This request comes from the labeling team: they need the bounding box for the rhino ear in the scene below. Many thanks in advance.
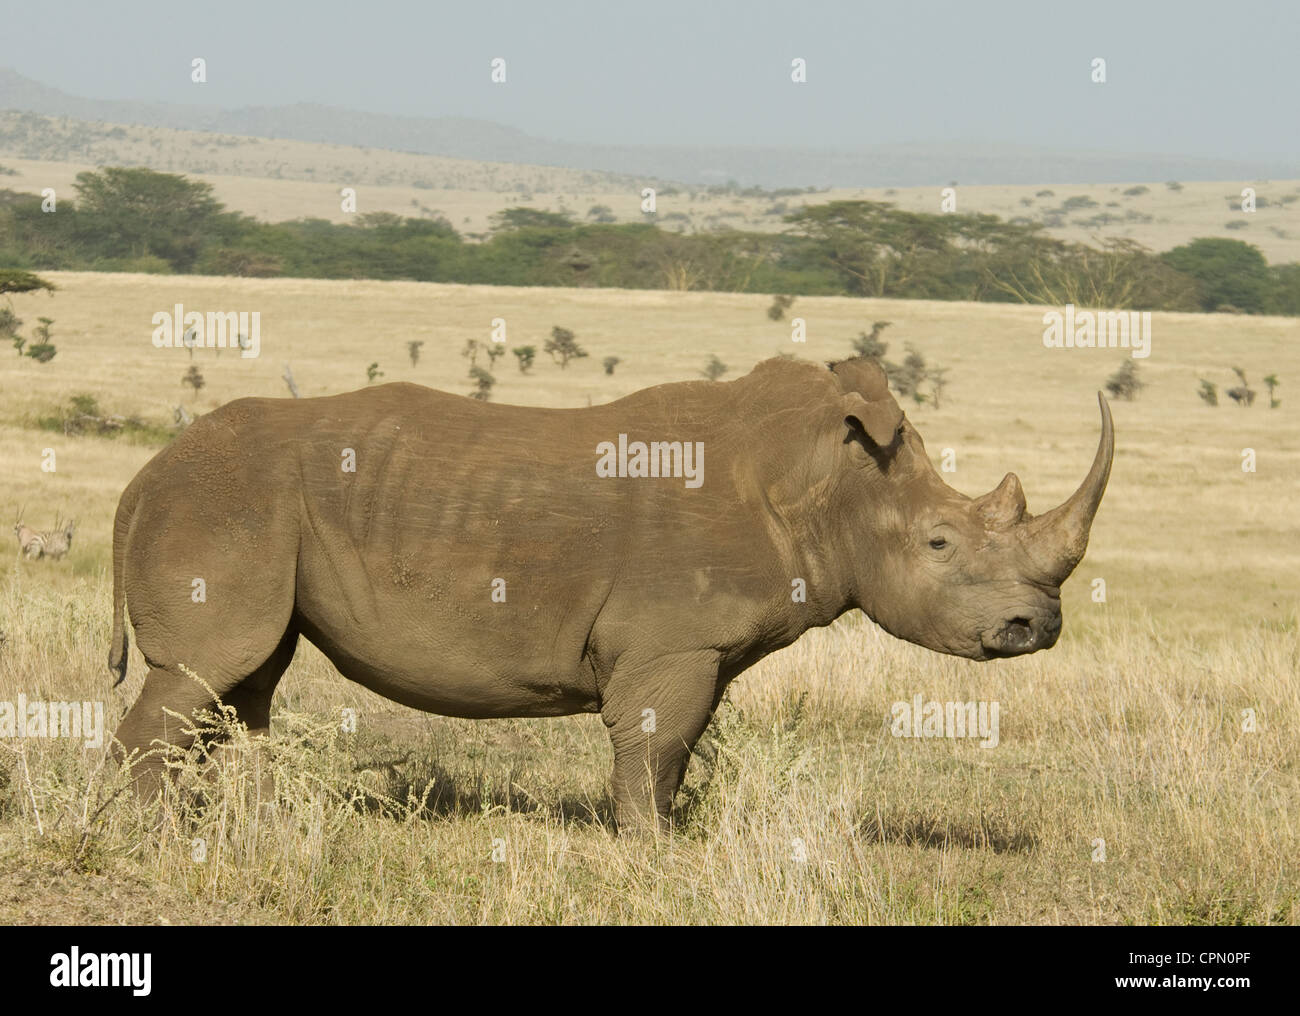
[842,391,903,449]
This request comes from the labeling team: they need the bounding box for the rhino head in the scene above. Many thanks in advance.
[826,358,1113,661]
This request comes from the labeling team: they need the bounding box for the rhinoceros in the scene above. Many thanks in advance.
[109,355,1112,830]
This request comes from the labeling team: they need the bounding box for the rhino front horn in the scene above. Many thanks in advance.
[1025,392,1114,583]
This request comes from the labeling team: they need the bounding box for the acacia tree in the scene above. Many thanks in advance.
[546,327,587,368]
[0,269,57,299]
[72,168,238,270]
[513,345,536,373]
[1,270,57,360]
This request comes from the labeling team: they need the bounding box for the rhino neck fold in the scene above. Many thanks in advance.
[758,472,862,636]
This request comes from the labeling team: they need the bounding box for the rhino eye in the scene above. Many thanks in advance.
[929,537,948,550]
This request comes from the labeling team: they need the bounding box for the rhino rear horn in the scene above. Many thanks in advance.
[976,472,1027,527]
[1025,393,1114,582]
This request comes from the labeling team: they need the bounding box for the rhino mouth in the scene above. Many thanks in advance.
[980,610,1062,658]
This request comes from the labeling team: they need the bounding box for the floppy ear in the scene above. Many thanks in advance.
[842,391,903,448]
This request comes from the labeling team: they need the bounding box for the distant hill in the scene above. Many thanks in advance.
[2,68,1294,189]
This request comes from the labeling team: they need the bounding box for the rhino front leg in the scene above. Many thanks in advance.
[600,649,721,836]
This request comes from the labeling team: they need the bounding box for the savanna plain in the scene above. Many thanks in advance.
[0,272,1296,924]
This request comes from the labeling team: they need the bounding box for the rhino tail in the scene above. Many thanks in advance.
[108,475,142,687]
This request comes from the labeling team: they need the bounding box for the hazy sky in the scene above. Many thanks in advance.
[3,0,1297,158]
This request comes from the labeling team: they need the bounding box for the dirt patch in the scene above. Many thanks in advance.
[0,832,278,925]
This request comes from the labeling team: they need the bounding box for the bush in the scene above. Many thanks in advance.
[182,364,205,397]
[1161,238,1272,313]
[0,269,56,296]
[37,394,173,442]
[1104,360,1145,401]
[468,365,496,401]
[1197,380,1219,407]
[1263,373,1281,409]
[545,327,587,369]
[851,321,891,360]
[767,294,795,321]
[512,346,536,373]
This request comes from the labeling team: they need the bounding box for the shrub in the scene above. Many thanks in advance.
[851,321,892,360]
[468,365,496,401]
[1263,373,1280,409]
[767,294,795,321]
[545,327,587,369]
[512,346,536,373]
[182,364,205,397]
[1104,360,1144,401]
[0,269,56,297]
[37,394,173,442]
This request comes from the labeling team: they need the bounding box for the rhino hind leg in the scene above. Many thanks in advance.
[200,628,299,804]
[112,627,299,804]
[111,663,228,802]
[600,649,721,835]
[217,627,299,739]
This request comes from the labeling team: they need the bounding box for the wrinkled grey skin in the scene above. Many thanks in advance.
[109,356,1112,832]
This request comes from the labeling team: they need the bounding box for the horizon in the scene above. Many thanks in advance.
[1,0,1297,167]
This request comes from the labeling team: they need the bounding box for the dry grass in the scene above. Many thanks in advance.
[0,272,1296,924]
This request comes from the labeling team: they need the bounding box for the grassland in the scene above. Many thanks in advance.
[0,272,1296,924]
[3,114,1299,259]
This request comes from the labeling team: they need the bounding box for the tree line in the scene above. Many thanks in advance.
[1,167,1298,315]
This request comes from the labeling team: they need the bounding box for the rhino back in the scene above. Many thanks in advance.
[126,375,811,714]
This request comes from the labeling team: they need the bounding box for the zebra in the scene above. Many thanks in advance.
[42,518,75,560]
[12,513,75,561]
